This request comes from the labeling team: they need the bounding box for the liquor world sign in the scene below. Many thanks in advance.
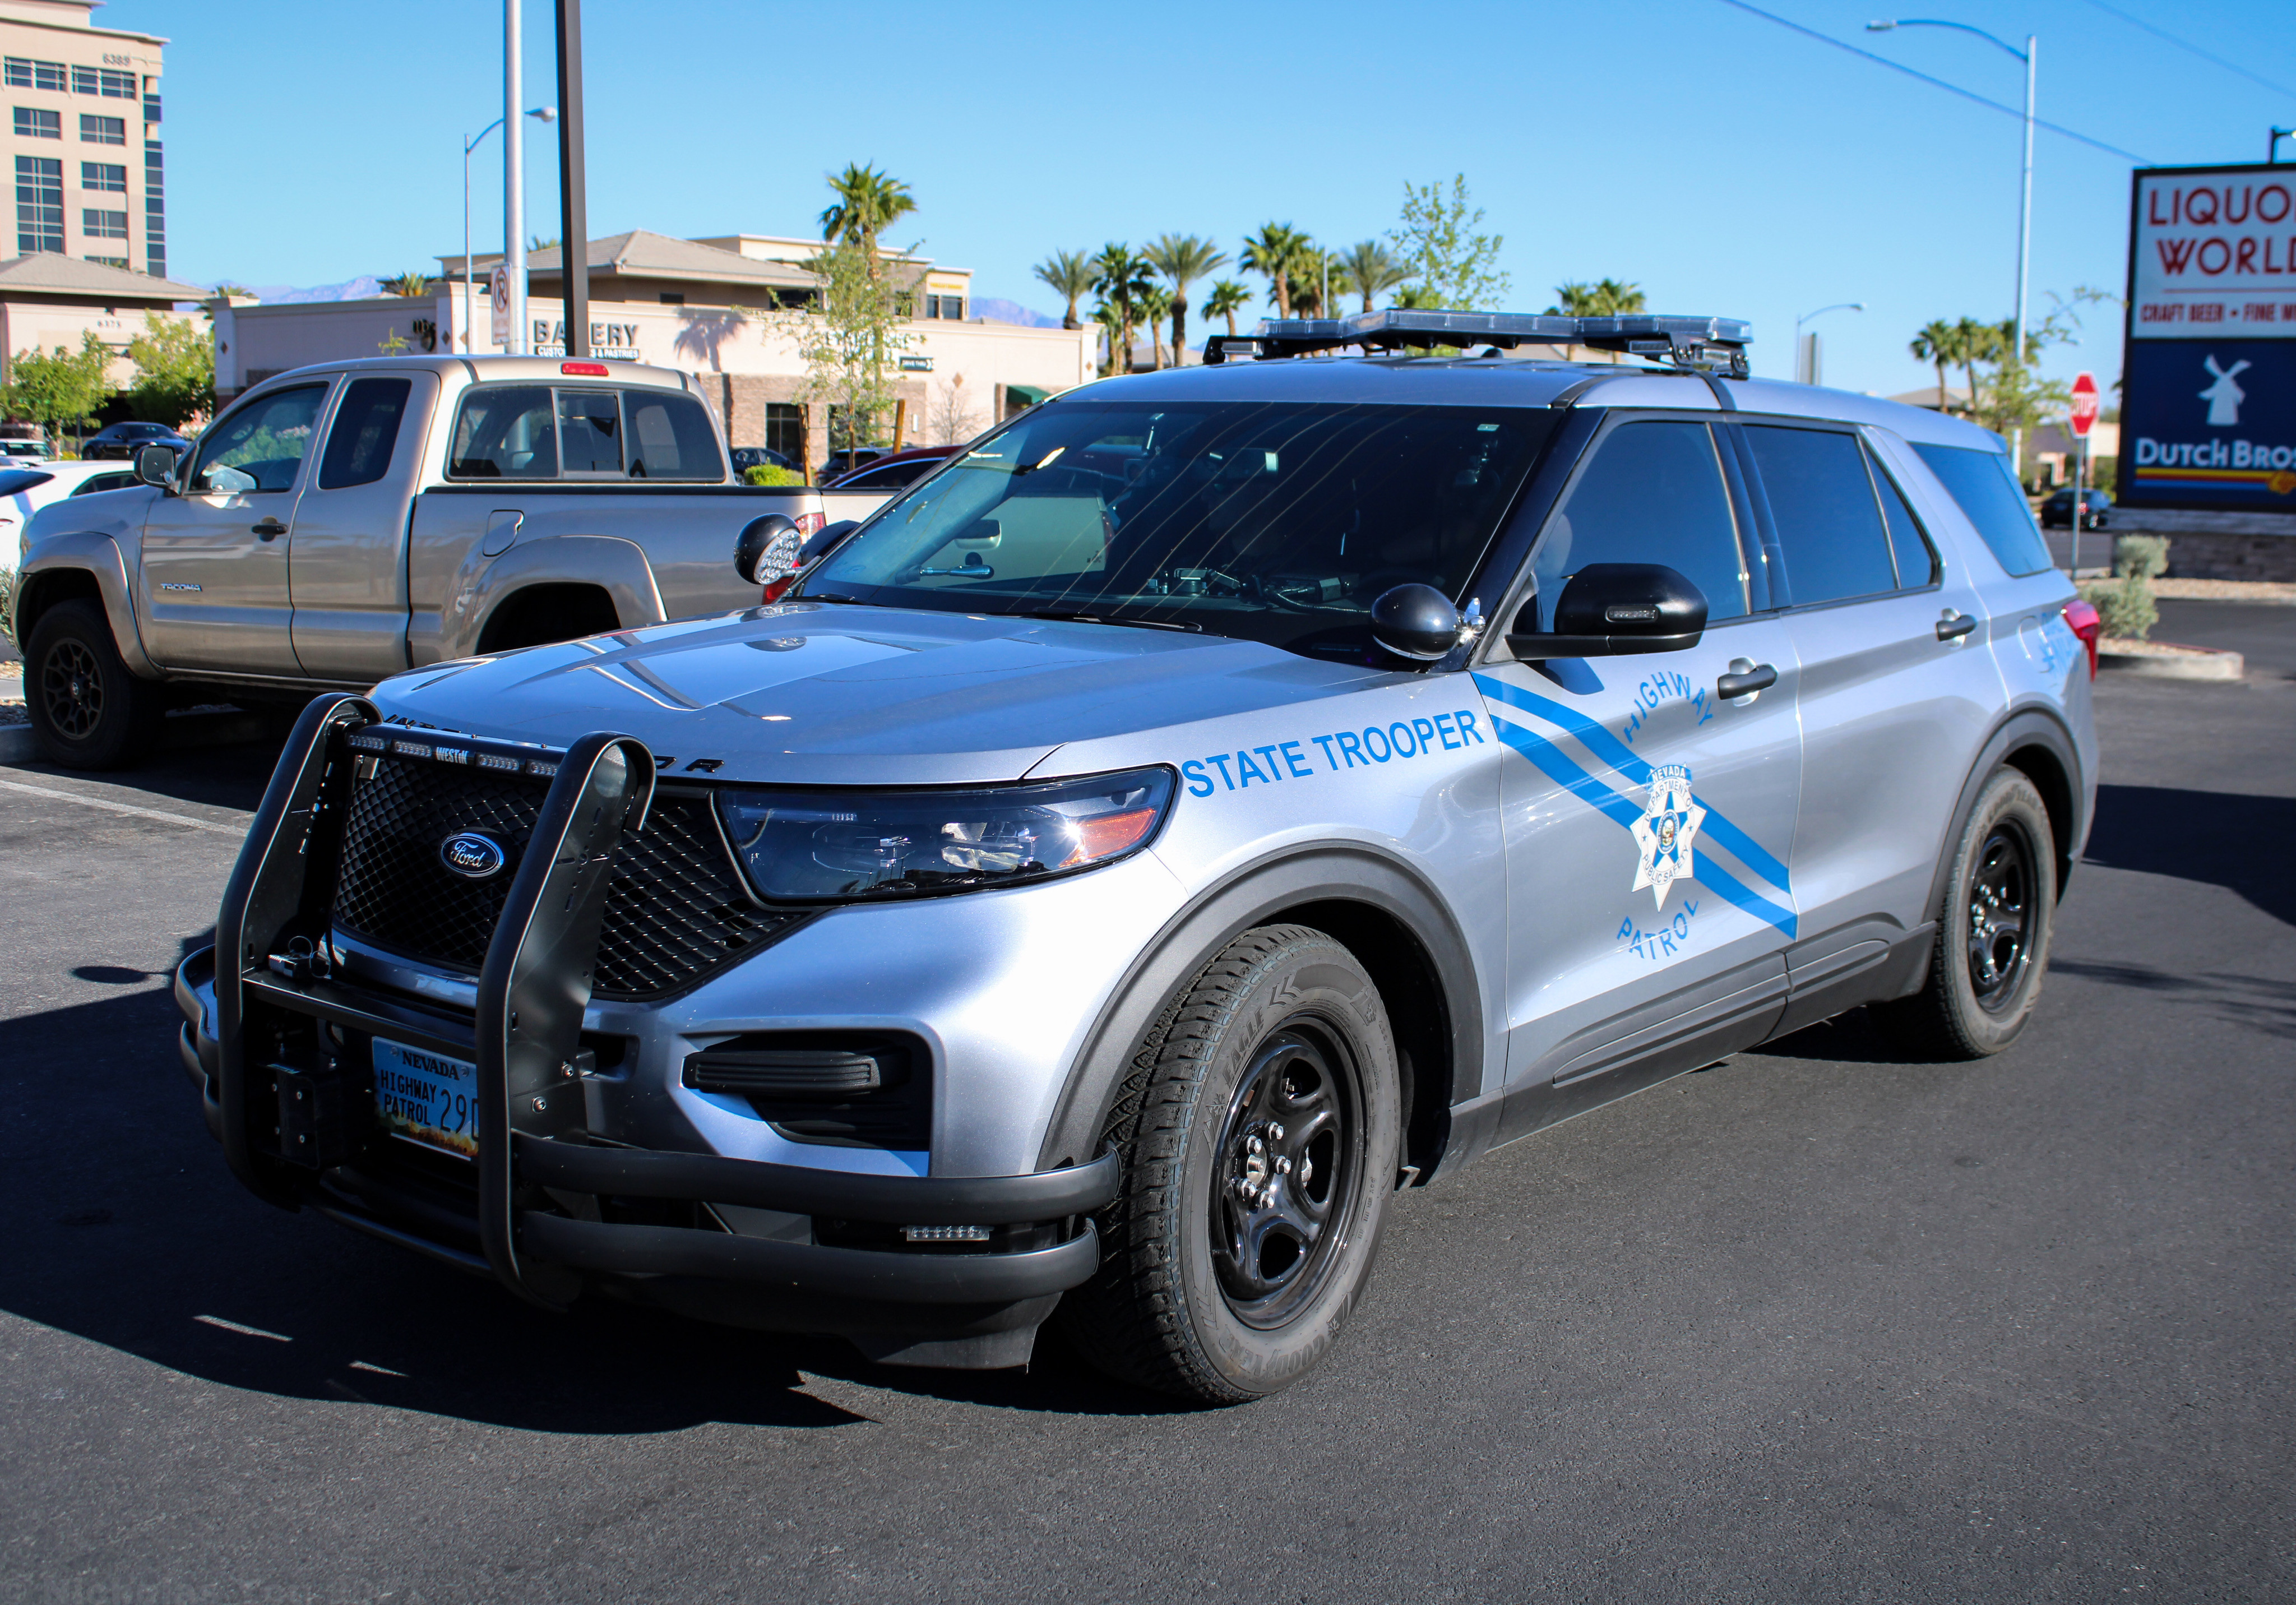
[2123,161,2296,510]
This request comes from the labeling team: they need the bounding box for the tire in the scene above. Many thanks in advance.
[23,598,164,770]
[1060,924,1401,1404]
[1876,767,2057,1060]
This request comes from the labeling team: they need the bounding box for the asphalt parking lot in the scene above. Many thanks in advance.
[2,599,2289,1603]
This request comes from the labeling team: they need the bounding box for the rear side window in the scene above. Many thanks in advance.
[1530,420,1749,627]
[1866,449,1939,589]
[624,390,723,480]
[449,386,558,479]
[1911,443,2051,576]
[1743,425,1896,607]
[318,377,412,490]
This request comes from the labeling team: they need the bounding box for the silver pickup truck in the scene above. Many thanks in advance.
[5,354,891,769]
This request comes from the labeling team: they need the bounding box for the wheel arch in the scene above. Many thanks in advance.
[14,536,158,677]
[475,581,625,655]
[1928,707,2087,929]
[1036,845,1487,1188]
[446,534,665,659]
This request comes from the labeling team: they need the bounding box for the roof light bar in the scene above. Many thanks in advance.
[1203,309,1752,377]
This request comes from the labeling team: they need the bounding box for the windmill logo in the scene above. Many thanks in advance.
[2200,355,2249,427]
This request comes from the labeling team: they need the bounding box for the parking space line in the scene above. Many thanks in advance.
[0,776,247,836]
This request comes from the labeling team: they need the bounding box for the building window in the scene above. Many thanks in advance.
[71,66,137,99]
[923,294,966,320]
[81,160,125,192]
[16,155,62,253]
[659,290,683,305]
[142,138,163,279]
[82,207,126,239]
[84,255,126,268]
[765,401,804,463]
[142,94,159,123]
[13,106,59,138]
[80,113,123,145]
[6,58,66,91]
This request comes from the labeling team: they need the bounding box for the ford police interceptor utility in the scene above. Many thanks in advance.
[175,310,2100,1404]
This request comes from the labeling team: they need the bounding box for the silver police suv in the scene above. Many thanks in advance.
[176,311,2100,1404]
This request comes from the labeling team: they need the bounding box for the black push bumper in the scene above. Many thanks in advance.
[182,696,1113,1361]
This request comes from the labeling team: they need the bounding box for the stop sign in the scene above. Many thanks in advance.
[2070,371,2100,437]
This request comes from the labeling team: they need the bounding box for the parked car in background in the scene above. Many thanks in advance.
[1,440,51,462]
[822,445,957,491]
[81,420,193,461]
[2040,488,2110,530]
[69,468,141,496]
[819,445,892,481]
[730,445,799,477]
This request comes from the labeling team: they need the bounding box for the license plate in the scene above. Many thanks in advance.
[372,1039,479,1159]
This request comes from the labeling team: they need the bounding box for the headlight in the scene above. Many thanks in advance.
[715,767,1175,903]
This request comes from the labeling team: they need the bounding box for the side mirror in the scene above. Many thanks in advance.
[1505,563,1707,660]
[1370,583,1466,663]
[133,442,177,489]
[734,513,802,586]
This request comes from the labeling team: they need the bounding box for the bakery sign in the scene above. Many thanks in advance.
[2129,162,2296,340]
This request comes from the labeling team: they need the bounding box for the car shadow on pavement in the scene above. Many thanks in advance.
[2084,782,2294,928]
[2048,960,2296,1042]
[0,951,1191,1430]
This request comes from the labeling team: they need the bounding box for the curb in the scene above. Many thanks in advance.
[2097,644,2245,682]
[0,707,271,769]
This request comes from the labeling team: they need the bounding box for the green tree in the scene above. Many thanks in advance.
[1091,243,1152,375]
[765,237,916,475]
[1287,243,1340,319]
[1144,233,1228,366]
[1137,282,1174,369]
[1201,280,1250,339]
[819,163,916,265]
[379,271,432,297]
[1909,318,1960,411]
[1340,240,1407,313]
[1240,222,1308,319]
[1033,248,1094,331]
[1546,277,1643,316]
[1387,175,1510,312]
[123,312,213,425]
[3,331,113,448]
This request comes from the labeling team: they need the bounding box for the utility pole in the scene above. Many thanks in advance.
[556,0,589,359]
[504,0,526,354]
[2013,33,2035,487]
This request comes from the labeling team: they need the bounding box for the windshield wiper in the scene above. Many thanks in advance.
[1013,608,1203,634]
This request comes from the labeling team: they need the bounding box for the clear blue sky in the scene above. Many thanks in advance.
[114,0,2294,397]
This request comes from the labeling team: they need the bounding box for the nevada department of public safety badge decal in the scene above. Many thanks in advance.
[1631,763,1706,910]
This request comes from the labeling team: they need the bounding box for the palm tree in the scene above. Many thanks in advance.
[1091,243,1153,374]
[379,271,431,298]
[1241,222,1308,319]
[1910,319,1958,411]
[1137,283,1174,369]
[1201,279,1250,339]
[1033,249,1093,331]
[819,162,916,271]
[1288,244,1339,319]
[1593,277,1645,314]
[1143,233,1228,367]
[1547,281,1600,316]
[1340,240,1407,313]
[1951,316,1997,416]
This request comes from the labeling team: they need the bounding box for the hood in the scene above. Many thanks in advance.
[371,602,1391,785]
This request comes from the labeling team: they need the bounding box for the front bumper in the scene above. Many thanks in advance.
[182,697,1115,1364]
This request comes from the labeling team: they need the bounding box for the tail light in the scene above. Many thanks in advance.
[2063,598,2101,678]
[794,512,826,536]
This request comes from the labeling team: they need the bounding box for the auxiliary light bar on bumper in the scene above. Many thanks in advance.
[178,694,1115,1343]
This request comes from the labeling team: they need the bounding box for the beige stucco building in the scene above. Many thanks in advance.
[0,249,201,386]
[0,0,165,279]
[212,230,1094,471]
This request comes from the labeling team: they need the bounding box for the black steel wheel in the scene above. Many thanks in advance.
[1877,766,2057,1059]
[23,598,164,770]
[1061,924,1401,1404]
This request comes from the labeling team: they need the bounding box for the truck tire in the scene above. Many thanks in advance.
[1061,924,1400,1404]
[24,598,164,770]
[1876,766,2057,1060]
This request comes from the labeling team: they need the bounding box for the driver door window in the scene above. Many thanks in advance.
[189,385,327,494]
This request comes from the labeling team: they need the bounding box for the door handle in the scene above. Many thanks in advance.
[1716,662,1776,699]
[252,517,287,540]
[1936,609,1978,641]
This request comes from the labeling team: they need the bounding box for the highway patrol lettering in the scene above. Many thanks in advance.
[1181,709,1486,797]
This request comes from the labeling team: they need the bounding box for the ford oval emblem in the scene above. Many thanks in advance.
[438,831,507,880]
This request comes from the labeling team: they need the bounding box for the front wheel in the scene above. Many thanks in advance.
[1061,925,1400,1404]
[24,598,164,770]
[1876,766,2057,1059]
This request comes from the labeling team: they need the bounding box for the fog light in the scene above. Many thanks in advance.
[902,1224,990,1243]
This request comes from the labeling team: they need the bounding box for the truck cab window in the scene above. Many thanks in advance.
[189,384,326,493]
[559,390,623,475]
[448,386,558,479]
[624,390,722,480]
[318,377,412,491]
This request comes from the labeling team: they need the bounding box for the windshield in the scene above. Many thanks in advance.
[799,400,1556,656]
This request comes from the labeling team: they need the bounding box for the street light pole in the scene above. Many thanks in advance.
[1793,301,1864,386]
[463,107,553,354]
[1869,18,2035,475]
[506,0,526,355]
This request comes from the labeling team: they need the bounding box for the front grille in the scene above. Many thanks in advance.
[331,752,803,1000]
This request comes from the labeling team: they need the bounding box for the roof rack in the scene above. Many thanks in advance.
[1202,309,1752,378]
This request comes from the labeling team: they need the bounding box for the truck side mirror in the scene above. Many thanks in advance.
[1505,563,1707,660]
[735,514,801,586]
[133,442,177,490]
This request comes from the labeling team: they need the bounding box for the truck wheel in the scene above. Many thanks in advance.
[24,599,163,770]
[1876,767,2057,1060]
[1062,924,1400,1404]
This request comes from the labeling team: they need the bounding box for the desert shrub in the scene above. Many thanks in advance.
[744,463,803,487]
[2113,534,2169,579]
[2081,571,2158,641]
[0,566,14,651]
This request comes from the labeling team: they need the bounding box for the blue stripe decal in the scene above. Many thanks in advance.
[1674,855,1797,937]
[1475,672,1794,893]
